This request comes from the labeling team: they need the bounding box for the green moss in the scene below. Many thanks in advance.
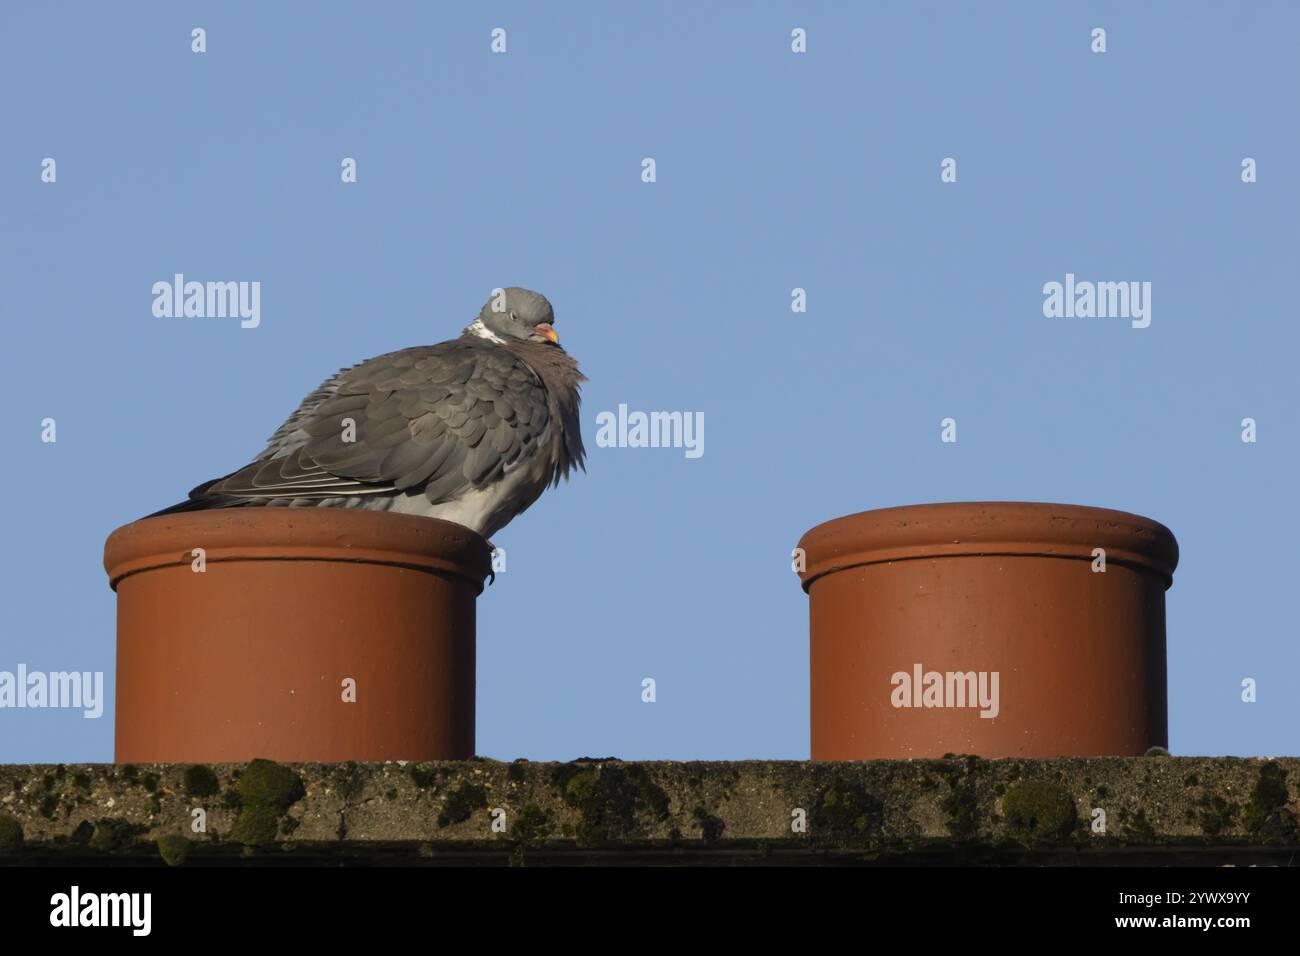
[146,793,162,816]
[1242,761,1296,844]
[229,759,305,848]
[1244,761,1287,820]
[1001,782,1077,845]
[942,780,979,841]
[156,834,191,866]
[230,804,281,846]
[141,772,161,792]
[409,764,439,789]
[1144,746,1171,757]
[510,803,552,846]
[692,806,725,843]
[1195,794,1238,836]
[120,765,138,784]
[437,782,487,828]
[1121,807,1156,842]
[507,760,528,783]
[0,814,23,854]
[71,772,92,792]
[89,819,142,853]
[811,780,884,850]
[560,768,595,798]
[183,765,220,799]
[934,757,983,842]
[1183,773,1200,788]
[551,762,672,847]
[38,795,59,819]
[331,761,364,800]
[236,759,304,810]
[70,820,94,845]
[40,774,55,791]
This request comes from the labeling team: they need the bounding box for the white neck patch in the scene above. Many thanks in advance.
[465,317,508,344]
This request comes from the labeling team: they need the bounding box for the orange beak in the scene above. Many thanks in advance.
[534,323,559,343]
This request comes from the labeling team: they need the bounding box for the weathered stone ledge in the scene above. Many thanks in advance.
[0,757,1295,865]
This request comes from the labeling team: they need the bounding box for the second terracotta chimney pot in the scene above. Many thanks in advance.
[797,502,1178,760]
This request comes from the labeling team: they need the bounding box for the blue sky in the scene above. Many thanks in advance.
[1,1,1296,762]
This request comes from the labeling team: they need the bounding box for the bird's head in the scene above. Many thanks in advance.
[470,287,560,345]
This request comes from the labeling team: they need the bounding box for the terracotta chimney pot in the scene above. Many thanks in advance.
[797,502,1178,759]
[104,509,491,763]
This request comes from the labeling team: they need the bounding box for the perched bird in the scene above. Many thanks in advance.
[151,287,586,538]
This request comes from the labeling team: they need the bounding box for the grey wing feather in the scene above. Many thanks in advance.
[194,340,550,504]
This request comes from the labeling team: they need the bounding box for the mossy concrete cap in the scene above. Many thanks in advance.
[0,757,1294,864]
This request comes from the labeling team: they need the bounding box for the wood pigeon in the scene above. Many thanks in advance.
[151,288,586,538]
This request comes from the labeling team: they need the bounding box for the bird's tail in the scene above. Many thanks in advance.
[143,496,240,520]
[143,479,247,519]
